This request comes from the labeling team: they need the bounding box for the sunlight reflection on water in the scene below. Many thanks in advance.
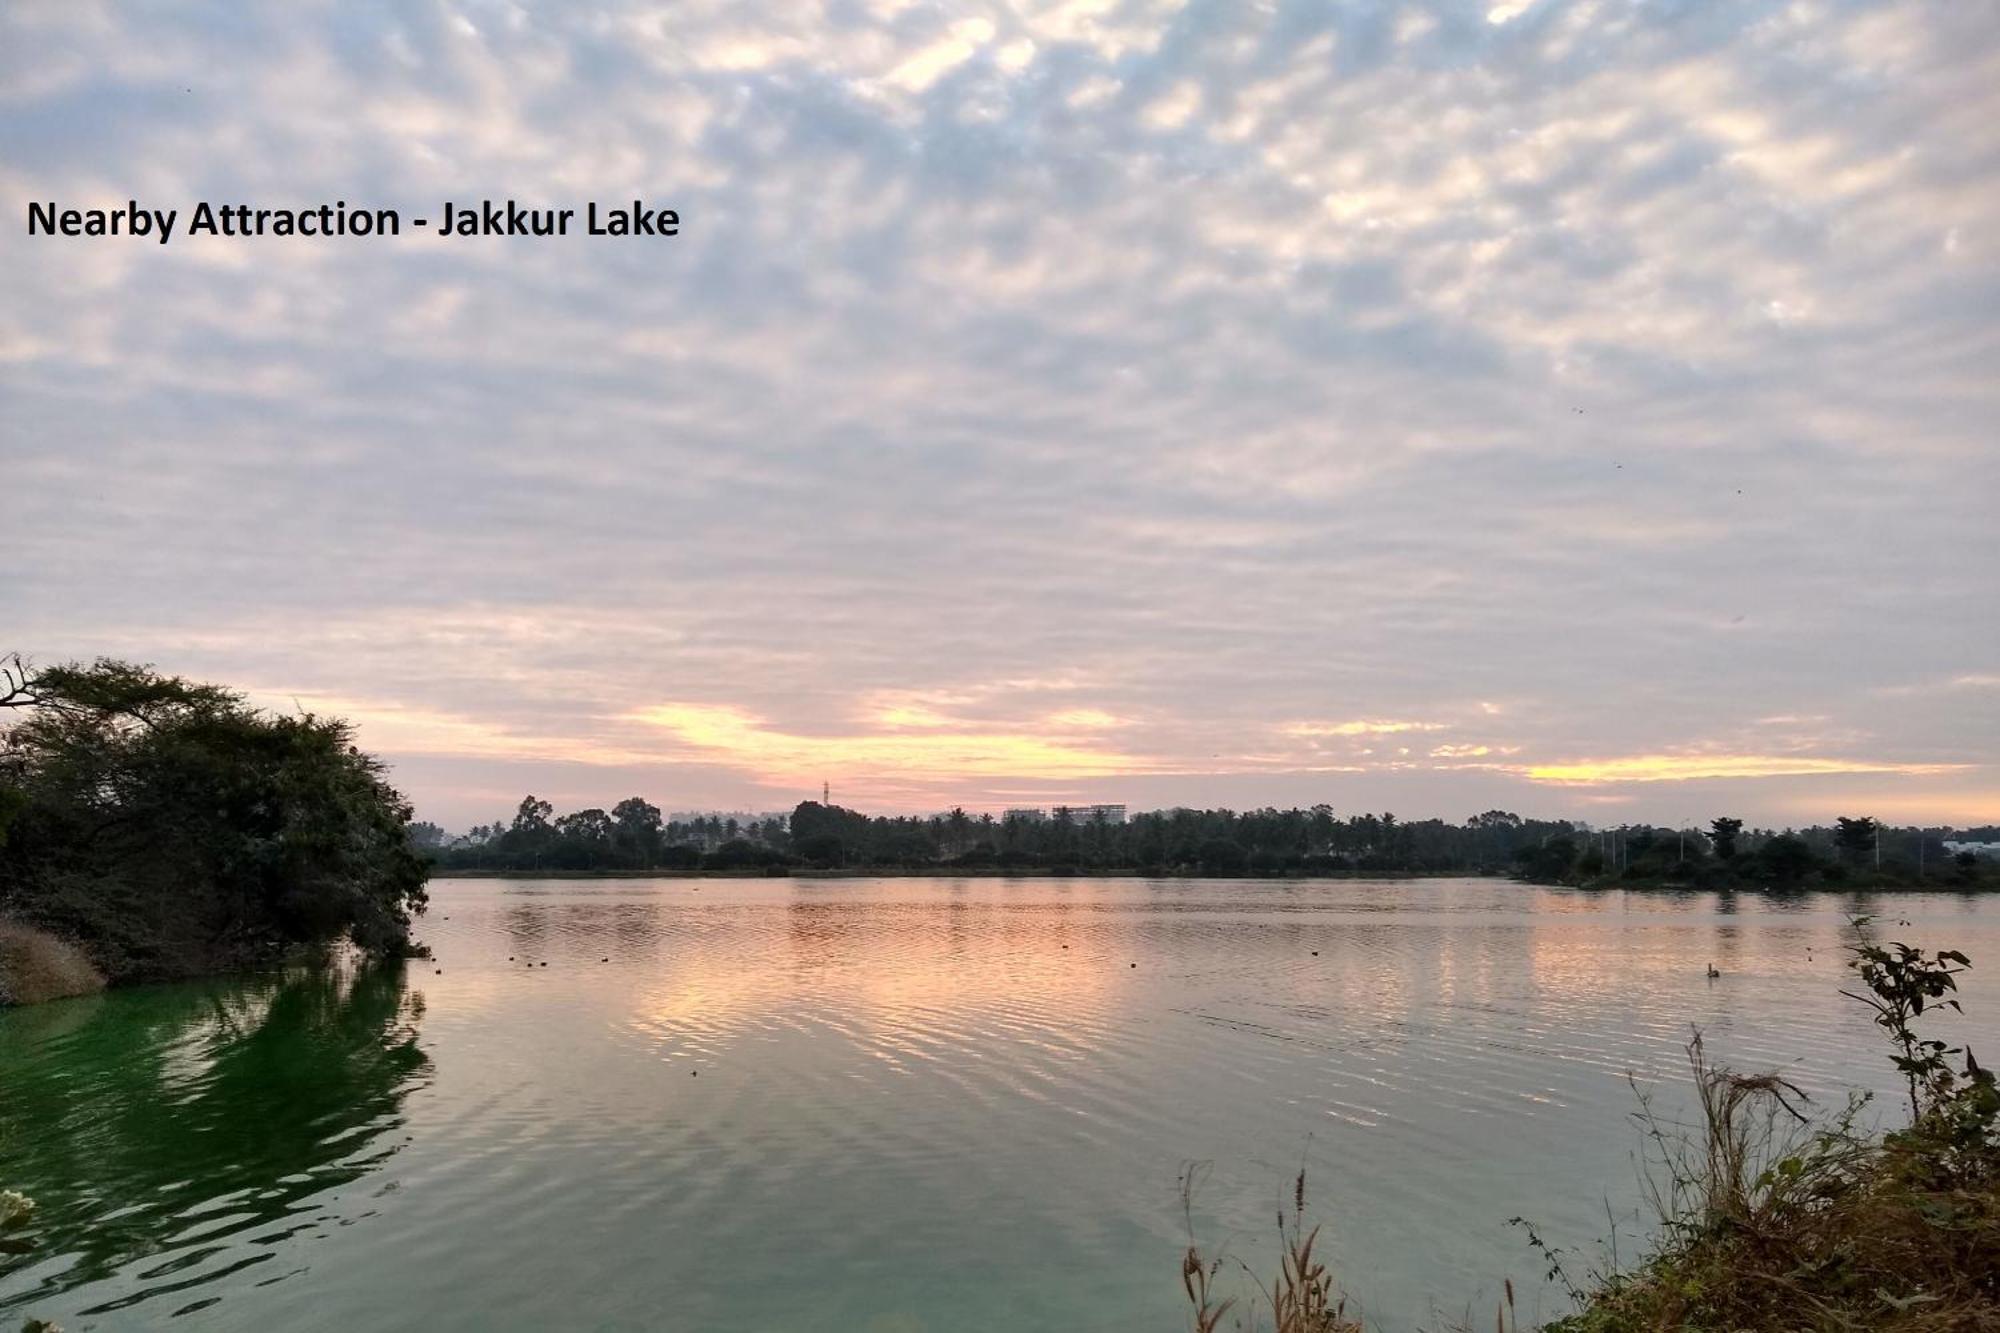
[5,877,1997,1330]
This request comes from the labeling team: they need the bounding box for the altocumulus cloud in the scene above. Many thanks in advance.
[1,0,1996,827]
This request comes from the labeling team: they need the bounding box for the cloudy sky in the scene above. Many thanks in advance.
[4,0,1996,830]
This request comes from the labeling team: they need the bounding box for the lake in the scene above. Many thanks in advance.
[5,877,1998,1330]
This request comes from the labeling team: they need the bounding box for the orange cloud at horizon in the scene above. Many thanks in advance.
[248,685,1990,824]
[1780,788,2000,826]
[629,702,1160,785]
[1524,753,1964,785]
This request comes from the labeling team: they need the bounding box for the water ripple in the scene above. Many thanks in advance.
[4,879,1997,1330]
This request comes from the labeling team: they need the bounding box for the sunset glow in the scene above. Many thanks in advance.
[631,703,1159,786]
[1523,755,1962,786]
[10,6,2000,1331]
[4,2,1993,828]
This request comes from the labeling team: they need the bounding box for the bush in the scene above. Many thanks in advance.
[0,921,105,1006]
[0,659,429,986]
[705,838,783,872]
[1539,918,2000,1331]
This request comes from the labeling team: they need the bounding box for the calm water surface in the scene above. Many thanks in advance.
[5,877,1999,1330]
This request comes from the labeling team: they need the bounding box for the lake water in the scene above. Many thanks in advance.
[5,877,1999,1331]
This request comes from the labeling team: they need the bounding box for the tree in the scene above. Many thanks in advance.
[1513,835,1578,883]
[494,795,557,866]
[509,795,554,838]
[795,833,846,867]
[1050,805,1078,860]
[555,808,613,842]
[0,653,37,711]
[1834,816,1879,864]
[1708,816,1744,861]
[611,797,663,867]
[1197,838,1248,874]
[0,782,25,849]
[945,806,972,856]
[709,838,777,871]
[0,659,429,980]
[1754,833,1819,884]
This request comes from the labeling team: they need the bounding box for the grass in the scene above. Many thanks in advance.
[1538,1041,2000,1331]
[1191,920,2000,1332]
[1182,1163,1364,1333]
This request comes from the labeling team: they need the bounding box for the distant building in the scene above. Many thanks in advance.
[1944,841,2000,860]
[668,810,791,829]
[666,810,792,849]
[1003,804,1128,825]
[1054,803,1127,826]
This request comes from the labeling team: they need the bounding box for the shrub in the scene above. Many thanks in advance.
[0,659,429,985]
[0,921,105,1006]
[1538,918,2000,1331]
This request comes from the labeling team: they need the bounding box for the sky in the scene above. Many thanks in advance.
[3,0,1997,832]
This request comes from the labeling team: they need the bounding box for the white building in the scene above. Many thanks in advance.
[1054,803,1127,826]
[1003,804,1128,825]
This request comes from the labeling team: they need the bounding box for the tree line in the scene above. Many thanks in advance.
[428,798,1584,875]
[1512,814,1996,888]
[426,794,1999,887]
[424,796,1985,885]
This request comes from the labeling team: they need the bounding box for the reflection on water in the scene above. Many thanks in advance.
[4,879,1999,1331]
[0,964,426,1322]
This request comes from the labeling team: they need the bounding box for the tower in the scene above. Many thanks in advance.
[822,780,830,805]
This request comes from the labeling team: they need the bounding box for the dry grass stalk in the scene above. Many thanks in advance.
[1181,1163,1362,1333]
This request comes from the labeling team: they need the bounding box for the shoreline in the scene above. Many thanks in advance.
[1539,873,1994,894]
[425,867,1985,891]
[427,866,1461,881]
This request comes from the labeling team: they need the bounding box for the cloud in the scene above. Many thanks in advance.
[1285,720,1448,738]
[884,18,997,92]
[3,0,1996,827]
[1523,754,1963,786]
[1046,708,1127,729]
[628,702,1160,796]
[248,690,665,768]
